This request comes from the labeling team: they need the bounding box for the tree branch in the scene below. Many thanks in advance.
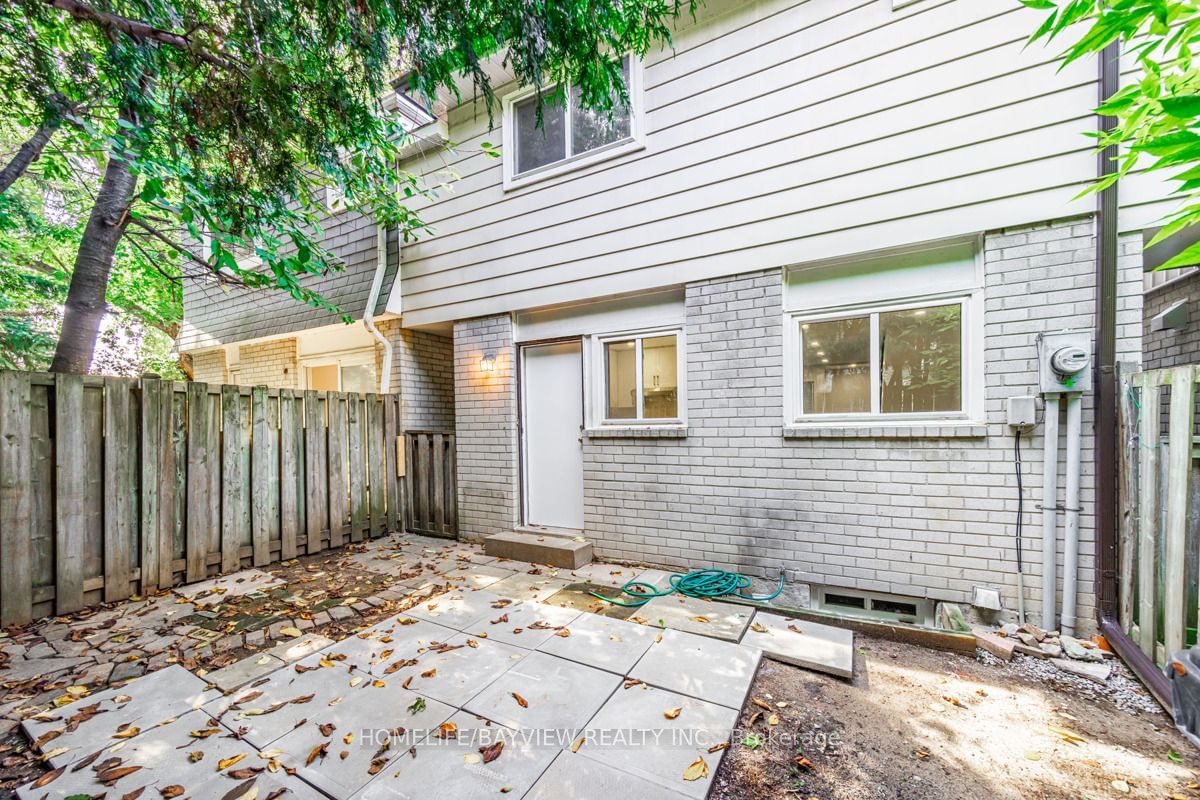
[39,0,241,72]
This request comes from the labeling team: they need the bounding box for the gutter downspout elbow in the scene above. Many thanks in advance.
[365,223,393,394]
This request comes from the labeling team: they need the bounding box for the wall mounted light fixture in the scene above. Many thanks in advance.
[480,352,497,372]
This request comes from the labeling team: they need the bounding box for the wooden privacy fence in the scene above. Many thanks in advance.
[404,431,457,538]
[0,371,408,627]
[1117,364,1200,667]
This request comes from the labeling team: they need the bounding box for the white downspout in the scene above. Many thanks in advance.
[1041,394,1060,631]
[365,223,393,394]
[1060,393,1083,636]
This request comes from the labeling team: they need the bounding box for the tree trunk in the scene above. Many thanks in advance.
[0,116,60,194]
[49,110,139,374]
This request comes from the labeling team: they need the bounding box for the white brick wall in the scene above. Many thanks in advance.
[382,322,455,430]
[190,349,228,383]
[453,316,518,540]
[234,338,299,388]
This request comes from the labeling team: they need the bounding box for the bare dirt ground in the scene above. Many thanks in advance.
[714,635,1198,800]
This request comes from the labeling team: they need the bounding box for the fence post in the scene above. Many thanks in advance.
[0,371,32,626]
[1137,372,1162,658]
[103,378,135,602]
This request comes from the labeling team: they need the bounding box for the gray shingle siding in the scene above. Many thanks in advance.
[179,209,381,351]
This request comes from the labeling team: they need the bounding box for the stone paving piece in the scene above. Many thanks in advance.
[526,750,691,800]
[276,681,456,799]
[464,651,620,732]
[440,563,519,590]
[632,569,678,591]
[405,590,512,630]
[343,550,428,577]
[171,568,283,600]
[325,614,456,674]
[466,602,582,649]
[374,633,529,707]
[639,595,754,642]
[0,656,95,686]
[576,682,738,800]
[536,613,660,675]
[22,665,220,768]
[629,627,762,710]
[487,573,573,602]
[739,611,854,679]
[353,709,562,800]
[204,652,287,692]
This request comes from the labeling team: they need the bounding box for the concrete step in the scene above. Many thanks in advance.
[485,530,593,569]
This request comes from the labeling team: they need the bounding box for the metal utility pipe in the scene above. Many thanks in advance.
[365,223,393,394]
[1061,394,1083,636]
[1041,394,1060,631]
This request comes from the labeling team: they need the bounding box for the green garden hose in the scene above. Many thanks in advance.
[589,568,786,607]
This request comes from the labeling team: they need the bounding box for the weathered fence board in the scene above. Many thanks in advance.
[0,372,32,626]
[0,370,407,625]
[404,430,457,538]
[1122,364,1200,668]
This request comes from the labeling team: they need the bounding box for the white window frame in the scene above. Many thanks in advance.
[501,56,645,191]
[586,325,686,428]
[300,347,377,393]
[784,291,983,425]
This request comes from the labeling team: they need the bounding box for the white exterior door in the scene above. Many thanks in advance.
[521,341,585,530]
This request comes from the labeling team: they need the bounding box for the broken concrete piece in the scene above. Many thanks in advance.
[739,612,853,679]
[640,594,753,643]
[1012,643,1049,659]
[1019,623,1047,641]
[973,627,1015,661]
[1016,632,1040,648]
[1052,657,1111,684]
[999,623,1020,637]
[1061,636,1104,662]
[1040,642,1063,658]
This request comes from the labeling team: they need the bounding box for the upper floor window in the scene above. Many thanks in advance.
[503,56,643,189]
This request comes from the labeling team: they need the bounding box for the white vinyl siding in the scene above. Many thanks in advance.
[394,0,1097,327]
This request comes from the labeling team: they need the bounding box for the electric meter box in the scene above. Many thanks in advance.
[1036,330,1093,394]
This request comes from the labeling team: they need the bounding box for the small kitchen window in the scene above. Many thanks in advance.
[595,329,683,425]
[792,298,968,420]
[503,55,642,188]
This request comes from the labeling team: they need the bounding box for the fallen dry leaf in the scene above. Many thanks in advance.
[159,785,184,799]
[437,722,458,739]
[750,622,768,633]
[683,756,708,781]
[511,692,528,708]
[218,753,248,771]
[113,726,141,740]
[664,707,682,720]
[30,765,65,788]
[571,737,586,753]
[479,741,504,764]
[306,742,329,766]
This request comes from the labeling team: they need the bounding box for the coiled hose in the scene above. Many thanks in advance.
[590,568,786,607]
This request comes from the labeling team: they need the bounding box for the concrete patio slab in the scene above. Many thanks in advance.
[204,652,287,692]
[352,710,562,800]
[22,664,219,767]
[639,595,753,642]
[266,632,337,663]
[405,590,513,630]
[0,656,95,686]
[526,750,691,800]
[440,563,519,590]
[464,651,621,732]
[575,682,738,800]
[629,627,761,710]
[343,550,428,577]
[739,611,854,679]
[325,614,456,673]
[371,633,529,707]
[172,568,283,601]
[536,613,660,675]
[276,682,455,799]
[203,652,359,748]
[467,602,582,649]
[487,573,573,602]
[565,563,643,588]
[632,569,678,591]
[15,708,320,800]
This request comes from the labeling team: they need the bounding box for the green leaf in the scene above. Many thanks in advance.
[1160,94,1200,118]
[1167,748,1183,763]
